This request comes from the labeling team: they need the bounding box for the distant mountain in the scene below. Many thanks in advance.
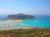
[7,14,35,19]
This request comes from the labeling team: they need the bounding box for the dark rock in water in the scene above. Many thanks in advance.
[7,14,35,19]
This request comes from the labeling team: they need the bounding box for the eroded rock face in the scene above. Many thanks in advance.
[7,14,35,19]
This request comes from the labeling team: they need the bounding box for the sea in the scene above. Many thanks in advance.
[16,15,50,29]
[0,15,50,30]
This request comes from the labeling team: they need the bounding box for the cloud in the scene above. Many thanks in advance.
[0,8,50,15]
[0,8,17,15]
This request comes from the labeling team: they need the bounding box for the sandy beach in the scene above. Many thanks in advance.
[0,19,33,30]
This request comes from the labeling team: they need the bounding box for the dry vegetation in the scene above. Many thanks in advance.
[0,29,50,37]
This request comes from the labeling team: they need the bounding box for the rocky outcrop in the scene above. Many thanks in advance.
[7,14,35,19]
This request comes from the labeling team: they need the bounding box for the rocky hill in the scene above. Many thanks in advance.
[7,14,35,19]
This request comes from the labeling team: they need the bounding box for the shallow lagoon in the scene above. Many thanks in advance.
[0,16,50,30]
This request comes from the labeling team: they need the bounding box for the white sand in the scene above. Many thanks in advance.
[0,19,22,30]
[0,19,32,30]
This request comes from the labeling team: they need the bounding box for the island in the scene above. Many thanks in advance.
[7,13,35,20]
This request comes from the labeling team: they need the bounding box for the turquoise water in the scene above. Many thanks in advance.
[0,15,50,29]
[16,16,50,28]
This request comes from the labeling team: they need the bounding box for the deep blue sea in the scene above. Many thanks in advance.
[0,15,50,29]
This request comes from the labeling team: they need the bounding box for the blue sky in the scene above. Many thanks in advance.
[0,0,50,15]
